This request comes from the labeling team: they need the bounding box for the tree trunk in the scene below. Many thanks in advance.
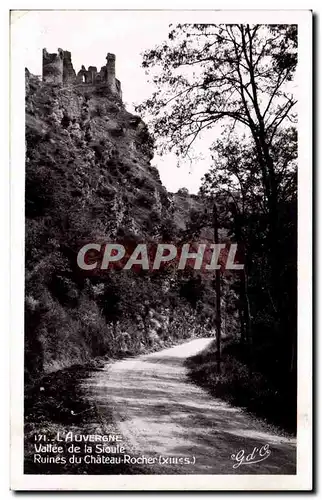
[238,304,245,344]
[230,202,253,371]
[112,319,117,339]
[141,303,150,346]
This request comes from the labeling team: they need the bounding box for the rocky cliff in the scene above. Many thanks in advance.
[25,72,211,381]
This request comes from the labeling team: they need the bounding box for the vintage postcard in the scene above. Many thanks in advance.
[10,8,312,491]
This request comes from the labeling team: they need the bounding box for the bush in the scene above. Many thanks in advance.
[135,191,155,209]
[25,166,54,216]
[177,187,189,197]
[186,339,296,434]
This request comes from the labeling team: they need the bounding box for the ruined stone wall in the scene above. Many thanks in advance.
[42,48,122,99]
[63,51,76,83]
[115,78,122,100]
[42,48,64,84]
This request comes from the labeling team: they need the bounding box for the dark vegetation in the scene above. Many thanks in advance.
[138,24,298,433]
[25,73,213,385]
[24,361,144,474]
[186,337,297,434]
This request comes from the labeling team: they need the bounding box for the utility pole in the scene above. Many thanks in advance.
[213,202,221,374]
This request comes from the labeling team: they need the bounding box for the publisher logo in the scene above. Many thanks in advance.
[231,444,271,468]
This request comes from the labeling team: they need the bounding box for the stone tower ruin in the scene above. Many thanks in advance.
[106,53,117,94]
[42,48,122,99]
[42,48,64,85]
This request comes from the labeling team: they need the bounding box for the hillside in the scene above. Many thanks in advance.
[25,72,212,382]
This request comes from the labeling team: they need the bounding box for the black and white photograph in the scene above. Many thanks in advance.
[10,8,312,491]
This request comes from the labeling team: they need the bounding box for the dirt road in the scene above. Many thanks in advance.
[83,338,296,474]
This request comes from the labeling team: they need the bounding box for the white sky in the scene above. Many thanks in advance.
[13,10,213,193]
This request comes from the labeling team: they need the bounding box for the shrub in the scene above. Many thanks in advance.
[135,191,155,209]
[187,339,297,434]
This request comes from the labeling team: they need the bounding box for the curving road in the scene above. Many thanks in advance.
[83,338,296,474]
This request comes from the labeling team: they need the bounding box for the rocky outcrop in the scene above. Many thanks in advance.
[25,69,209,381]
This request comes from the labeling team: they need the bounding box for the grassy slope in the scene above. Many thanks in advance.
[186,338,297,435]
[25,76,204,380]
[24,360,144,474]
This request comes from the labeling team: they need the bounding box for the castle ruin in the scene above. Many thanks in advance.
[42,48,122,99]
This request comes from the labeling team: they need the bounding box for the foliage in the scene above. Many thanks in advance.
[138,23,298,430]
[138,24,297,156]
